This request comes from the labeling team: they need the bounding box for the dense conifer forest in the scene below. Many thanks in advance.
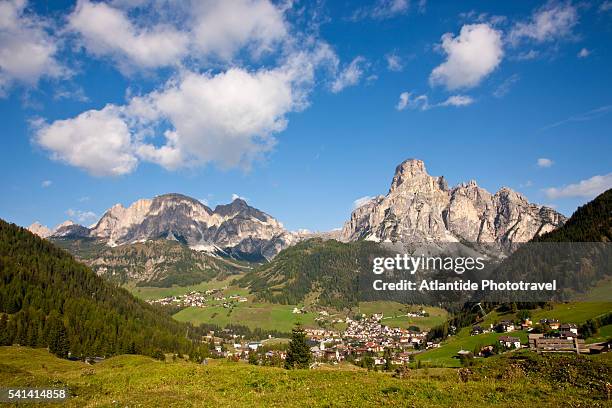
[239,238,393,308]
[535,188,611,242]
[0,219,205,359]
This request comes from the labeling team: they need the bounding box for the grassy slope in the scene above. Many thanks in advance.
[129,275,245,301]
[173,302,317,332]
[1,347,609,408]
[358,301,448,330]
[416,328,530,368]
[417,301,612,367]
[529,302,612,324]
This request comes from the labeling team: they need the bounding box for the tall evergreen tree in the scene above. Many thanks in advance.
[47,312,70,358]
[284,323,311,369]
[0,314,11,346]
[383,347,392,371]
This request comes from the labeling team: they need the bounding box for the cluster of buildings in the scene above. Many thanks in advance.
[304,314,437,365]
[147,289,247,308]
[199,312,438,367]
[468,316,601,357]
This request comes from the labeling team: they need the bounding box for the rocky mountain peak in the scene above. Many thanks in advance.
[27,222,52,238]
[51,220,89,238]
[56,220,75,228]
[342,158,567,248]
[390,159,426,189]
[389,159,449,195]
[82,193,291,260]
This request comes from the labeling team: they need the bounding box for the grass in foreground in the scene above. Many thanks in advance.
[0,347,610,407]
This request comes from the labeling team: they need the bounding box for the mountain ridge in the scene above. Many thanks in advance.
[29,194,294,261]
[341,159,566,248]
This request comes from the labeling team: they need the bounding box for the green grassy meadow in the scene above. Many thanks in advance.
[529,302,612,324]
[128,275,244,301]
[1,347,610,407]
[173,302,317,332]
[417,301,612,367]
[357,301,448,330]
[416,328,530,368]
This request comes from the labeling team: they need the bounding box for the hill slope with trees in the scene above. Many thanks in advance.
[0,219,201,358]
[535,188,611,242]
[238,238,393,309]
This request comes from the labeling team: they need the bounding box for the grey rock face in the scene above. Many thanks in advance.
[341,159,566,249]
[29,220,90,239]
[89,193,289,260]
[27,222,52,238]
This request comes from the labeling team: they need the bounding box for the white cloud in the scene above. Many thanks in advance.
[68,0,189,70]
[577,48,590,58]
[0,0,65,95]
[429,23,503,90]
[515,49,539,60]
[537,158,554,168]
[544,173,612,199]
[396,92,473,110]
[509,2,578,45]
[67,0,288,70]
[331,56,366,93]
[541,105,612,131]
[41,180,52,187]
[350,0,409,21]
[190,0,287,60]
[396,92,429,111]
[353,195,375,209]
[439,95,474,107]
[134,63,308,170]
[493,74,520,98]
[34,105,138,176]
[231,193,247,202]
[66,208,98,223]
[34,46,332,176]
[386,53,403,71]
[53,86,90,102]
[459,10,507,26]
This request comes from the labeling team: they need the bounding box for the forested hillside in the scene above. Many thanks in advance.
[535,188,611,242]
[52,237,249,287]
[239,239,393,309]
[0,219,201,358]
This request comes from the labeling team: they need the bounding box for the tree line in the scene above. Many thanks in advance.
[0,219,208,359]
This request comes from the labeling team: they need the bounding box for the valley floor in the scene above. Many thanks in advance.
[0,347,610,407]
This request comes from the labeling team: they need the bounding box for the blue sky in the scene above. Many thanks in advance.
[0,0,611,232]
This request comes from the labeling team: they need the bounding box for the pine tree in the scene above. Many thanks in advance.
[47,312,70,359]
[284,323,311,369]
[383,347,392,371]
[0,314,11,346]
[248,351,259,365]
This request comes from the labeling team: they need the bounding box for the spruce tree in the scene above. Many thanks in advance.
[284,323,311,369]
[0,314,11,346]
[47,312,70,359]
[383,347,392,371]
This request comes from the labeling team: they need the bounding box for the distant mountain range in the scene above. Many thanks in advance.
[30,194,303,261]
[26,158,570,287]
[241,187,611,308]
